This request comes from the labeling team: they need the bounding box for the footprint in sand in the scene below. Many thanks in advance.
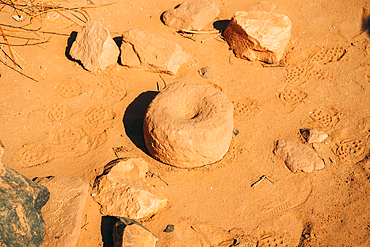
[307,65,333,82]
[57,78,84,98]
[308,46,347,65]
[242,175,312,225]
[284,63,333,86]
[82,105,115,135]
[284,63,309,86]
[257,231,288,247]
[255,214,303,247]
[96,76,127,103]
[43,103,70,123]
[13,142,53,168]
[278,88,308,106]
[232,98,259,120]
[335,138,368,163]
[49,124,91,157]
[308,107,341,131]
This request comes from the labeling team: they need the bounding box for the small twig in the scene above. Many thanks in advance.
[251,175,275,187]
[158,74,166,89]
[81,214,89,229]
[0,25,16,65]
[180,29,219,34]
[0,58,39,82]
[147,171,169,186]
[12,47,44,79]
[201,33,221,43]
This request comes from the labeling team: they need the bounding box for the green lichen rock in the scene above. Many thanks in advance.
[0,165,50,247]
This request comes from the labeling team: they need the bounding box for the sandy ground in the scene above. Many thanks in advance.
[1,0,370,246]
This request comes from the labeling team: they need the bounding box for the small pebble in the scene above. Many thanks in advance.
[164,224,174,233]
[233,129,239,136]
[198,66,212,79]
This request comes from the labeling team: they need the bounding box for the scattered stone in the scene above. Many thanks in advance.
[113,217,158,247]
[69,20,120,73]
[0,146,49,247]
[120,29,189,75]
[164,224,175,233]
[248,1,276,13]
[233,129,240,136]
[162,0,220,31]
[158,221,233,247]
[35,176,89,247]
[274,140,325,173]
[143,82,233,168]
[300,128,328,143]
[198,66,212,79]
[93,158,167,220]
[223,11,292,64]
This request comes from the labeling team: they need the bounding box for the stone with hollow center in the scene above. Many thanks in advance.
[143,82,233,168]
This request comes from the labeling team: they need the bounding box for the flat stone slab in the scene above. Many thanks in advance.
[35,176,89,247]
[162,0,220,31]
[223,11,292,64]
[120,29,189,75]
[70,20,119,73]
[93,158,167,220]
[274,140,325,173]
[0,160,49,247]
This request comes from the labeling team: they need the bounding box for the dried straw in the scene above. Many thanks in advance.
[0,0,115,81]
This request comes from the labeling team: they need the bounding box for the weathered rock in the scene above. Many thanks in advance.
[70,20,120,73]
[248,1,276,13]
[143,82,233,168]
[0,160,49,246]
[93,158,167,220]
[158,222,233,247]
[274,140,325,173]
[0,141,5,176]
[120,29,189,75]
[162,0,220,31]
[198,66,212,79]
[300,127,328,143]
[223,11,292,64]
[35,176,89,247]
[113,217,158,247]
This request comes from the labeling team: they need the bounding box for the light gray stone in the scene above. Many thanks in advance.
[162,0,219,31]
[223,11,292,64]
[274,140,325,173]
[93,158,167,220]
[300,127,328,143]
[35,176,89,247]
[70,20,119,73]
[120,29,189,75]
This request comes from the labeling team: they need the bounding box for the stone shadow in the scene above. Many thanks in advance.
[113,36,122,65]
[101,216,119,247]
[123,91,159,155]
[213,19,230,34]
[65,31,85,69]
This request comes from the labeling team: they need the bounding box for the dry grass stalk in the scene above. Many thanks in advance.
[0,0,115,81]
